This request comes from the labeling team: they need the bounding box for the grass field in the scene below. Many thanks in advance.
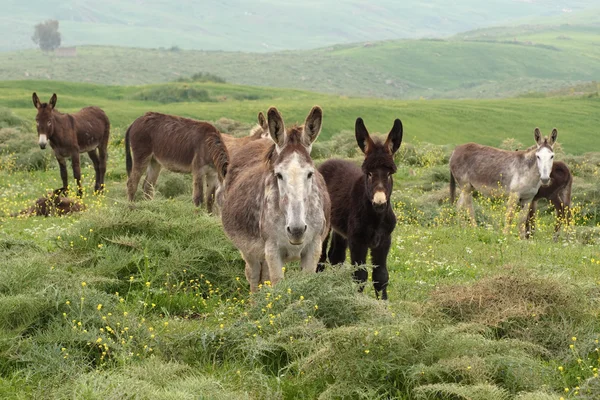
[1,81,600,399]
[2,20,600,100]
[3,0,598,52]
[2,80,600,155]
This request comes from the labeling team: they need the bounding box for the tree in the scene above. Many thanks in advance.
[32,20,61,52]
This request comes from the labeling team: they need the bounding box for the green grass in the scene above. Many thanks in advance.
[2,79,600,155]
[3,0,599,52]
[1,82,600,398]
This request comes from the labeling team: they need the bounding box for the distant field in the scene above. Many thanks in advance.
[2,80,599,155]
[2,22,600,100]
[3,0,598,52]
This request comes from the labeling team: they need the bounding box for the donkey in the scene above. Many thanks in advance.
[32,92,110,196]
[219,106,330,292]
[11,188,86,218]
[525,161,572,238]
[125,112,229,213]
[450,128,558,237]
[207,112,269,212]
[318,118,403,300]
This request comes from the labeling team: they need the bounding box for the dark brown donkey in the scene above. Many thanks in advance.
[32,92,110,196]
[125,112,229,213]
[525,161,572,238]
[318,118,403,300]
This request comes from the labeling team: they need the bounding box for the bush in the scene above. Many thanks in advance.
[131,85,214,103]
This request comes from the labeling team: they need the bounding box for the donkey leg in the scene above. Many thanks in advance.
[328,231,348,265]
[56,156,69,193]
[317,230,331,272]
[503,192,519,235]
[457,187,476,226]
[97,144,108,192]
[349,240,369,292]
[71,152,83,197]
[300,239,321,274]
[525,200,538,239]
[242,255,262,293]
[204,168,218,214]
[142,159,162,200]
[192,167,205,208]
[259,262,270,285]
[87,150,101,193]
[371,236,392,300]
[127,155,151,202]
[265,242,285,286]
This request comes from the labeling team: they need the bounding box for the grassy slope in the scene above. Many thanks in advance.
[1,80,599,155]
[3,0,598,52]
[2,22,600,99]
[1,83,599,398]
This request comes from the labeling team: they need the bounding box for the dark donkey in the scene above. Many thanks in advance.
[32,92,110,196]
[125,112,229,213]
[525,161,572,238]
[318,118,403,300]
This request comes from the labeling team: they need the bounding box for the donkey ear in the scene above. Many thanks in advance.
[355,117,375,154]
[49,93,57,109]
[267,107,286,148]
[534,127,542,145]
[302,106,323,145]
[384,118,403,154]
[549,128,558,145]
[258,112,267,130]
[32,92,41,109]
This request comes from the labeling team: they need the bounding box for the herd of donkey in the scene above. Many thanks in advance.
[23,92,573,300]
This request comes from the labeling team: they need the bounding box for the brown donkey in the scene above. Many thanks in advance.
[32,92,110,196]
[450,128,558,238]
[525,161,572,238]
[125,112,229,213]
[219,106,330,292]
[12,189,86,217]
[318,118,403,300]
[207,112,269,211]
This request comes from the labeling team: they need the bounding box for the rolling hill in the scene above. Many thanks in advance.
[2,80,598,155]
[1,21,600,100]
[2,0,599,52]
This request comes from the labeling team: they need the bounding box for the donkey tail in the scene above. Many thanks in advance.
[449,171,457,204]
[125,125,133,177]
[206,131,230,184]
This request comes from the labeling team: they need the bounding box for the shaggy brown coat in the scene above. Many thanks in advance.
[32,92,110,196]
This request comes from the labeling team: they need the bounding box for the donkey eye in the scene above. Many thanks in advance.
[536,156,540,160]
[551,155,554,159]
[47,121,51,126]
[275,173,283,180]
[368,172,373,179]
[307,172,313,179]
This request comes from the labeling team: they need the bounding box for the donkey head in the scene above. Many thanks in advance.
[267,106,323,245]
[355,118,403,213]
[534,127,558,186]
[32,92,58,149]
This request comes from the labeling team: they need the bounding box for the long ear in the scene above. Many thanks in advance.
[49,93,57,109]
[267,107,286,149]
[534,127,542,145]
[258,112,267,130]
[384,118,403,154]
[549,128,558,146]
[32,92,41,109]
[355,117,375,154]
[302,106,323,145]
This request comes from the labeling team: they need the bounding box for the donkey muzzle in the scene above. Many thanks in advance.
[541,177,551,186]
[286,224,307,245]
[38,134,48,149]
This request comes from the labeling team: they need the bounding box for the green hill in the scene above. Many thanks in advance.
[2,21,600,99]
[2,80,598,155]
[3,0,599,52]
